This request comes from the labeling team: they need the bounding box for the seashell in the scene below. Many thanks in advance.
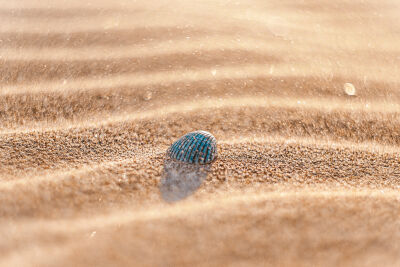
[344,83,356,96]
[167,130,217,164]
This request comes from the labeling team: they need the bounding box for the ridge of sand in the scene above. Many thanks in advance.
[1,95,400,134]
[1,188,400,267]
[2,134,399,189]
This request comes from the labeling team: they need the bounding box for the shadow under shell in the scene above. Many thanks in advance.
[159,158,212,203]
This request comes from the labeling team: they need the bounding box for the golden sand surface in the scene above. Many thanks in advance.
[1,0,400,266]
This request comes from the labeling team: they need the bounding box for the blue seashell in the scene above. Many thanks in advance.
[167,130,217,164]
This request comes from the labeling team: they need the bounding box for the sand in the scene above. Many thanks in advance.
[1,0,400,266]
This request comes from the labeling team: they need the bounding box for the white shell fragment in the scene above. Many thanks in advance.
[344,83,356,96]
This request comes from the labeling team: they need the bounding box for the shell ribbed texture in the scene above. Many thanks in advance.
[167,131,217,164]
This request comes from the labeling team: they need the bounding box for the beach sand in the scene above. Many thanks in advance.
[1,0,400,266]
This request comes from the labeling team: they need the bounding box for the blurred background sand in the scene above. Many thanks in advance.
[1,0,400,266]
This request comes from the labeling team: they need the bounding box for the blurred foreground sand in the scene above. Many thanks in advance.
[1,0,400,266]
